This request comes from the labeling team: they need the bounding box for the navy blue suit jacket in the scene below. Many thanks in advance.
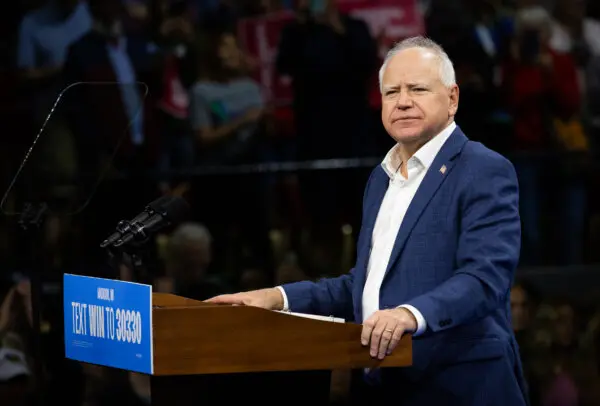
[282,126,528,405]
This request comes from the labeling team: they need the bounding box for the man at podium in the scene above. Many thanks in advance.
[208,36,527,406]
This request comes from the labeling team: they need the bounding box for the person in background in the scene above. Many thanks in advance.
[62,0,162,264]
[549,0,600,152]
[511,279,539,337]
[189,29,271,276]
[16,0,93,161]
[0,338,32,406]
[63,0,160,174]
[453,0,512,153]
[199,0,240,32]
[550,0,600,65]
[526,301,581,406]
[17,0,91,83]
[511,280,541,406]
[501,6,585,265]
[238,268,269,291]
[15,0,92,227]
[0,280,35,406]
[274,252,307,285]
[276,0,378,240]
[155,222,226,300]
[154,0,198,194]
[81,367,149,406]
[190,29,264,165]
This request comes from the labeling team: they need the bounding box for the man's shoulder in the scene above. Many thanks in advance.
[455,140,518,201]
[367,162,386,182]
[459,139,515,174]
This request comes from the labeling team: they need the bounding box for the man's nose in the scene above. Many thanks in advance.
[396,92,413,109]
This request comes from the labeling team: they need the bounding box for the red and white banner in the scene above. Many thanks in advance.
[237,0,424,109]
[339,0,424,48]
[237,11,296,106]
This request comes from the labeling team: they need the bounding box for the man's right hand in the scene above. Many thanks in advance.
[205,288,284,311]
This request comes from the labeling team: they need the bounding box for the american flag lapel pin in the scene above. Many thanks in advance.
[439,165,447,175]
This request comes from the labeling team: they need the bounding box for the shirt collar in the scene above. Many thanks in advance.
[381,121,457,179]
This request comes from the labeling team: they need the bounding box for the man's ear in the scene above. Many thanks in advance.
[448,84,459,117]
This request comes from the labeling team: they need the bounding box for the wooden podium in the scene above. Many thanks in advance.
[148,292,412,405]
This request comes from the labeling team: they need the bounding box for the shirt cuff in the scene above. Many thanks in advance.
[398,304,427,336]
[276,286,289,311]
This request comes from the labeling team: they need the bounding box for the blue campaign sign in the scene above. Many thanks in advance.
[63,274,153,374]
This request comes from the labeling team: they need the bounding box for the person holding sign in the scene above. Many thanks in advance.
[208,36,527,405]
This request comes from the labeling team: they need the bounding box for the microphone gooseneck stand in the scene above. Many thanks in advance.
[106,244,152,284]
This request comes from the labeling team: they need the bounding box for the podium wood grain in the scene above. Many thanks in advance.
[151,293,412,375]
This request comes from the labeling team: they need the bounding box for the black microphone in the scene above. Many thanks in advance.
[100,195,172,248]
[100,196,188,248]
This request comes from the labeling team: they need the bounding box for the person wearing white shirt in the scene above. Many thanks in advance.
[208,36,525,406]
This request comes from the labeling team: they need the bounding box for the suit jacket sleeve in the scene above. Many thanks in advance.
[280,167,378,318]
[406,153,520,333]
[279,270,356,319]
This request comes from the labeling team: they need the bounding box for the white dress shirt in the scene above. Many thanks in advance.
[279,122,456,337]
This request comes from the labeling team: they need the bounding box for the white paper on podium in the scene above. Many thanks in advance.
[275,310,345,323]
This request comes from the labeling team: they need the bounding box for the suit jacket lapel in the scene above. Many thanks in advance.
[383,127,469,279]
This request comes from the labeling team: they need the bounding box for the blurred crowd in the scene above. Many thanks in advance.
[0,0,599,404]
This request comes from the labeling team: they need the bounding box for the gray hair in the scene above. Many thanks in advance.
[169,222,212,248]
[378,36,456,92]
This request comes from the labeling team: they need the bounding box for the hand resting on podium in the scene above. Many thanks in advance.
[206,288,416,360]
[206,289,344,323]
[205,287,284,310]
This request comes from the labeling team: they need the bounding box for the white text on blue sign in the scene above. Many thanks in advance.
[70,287,143,344]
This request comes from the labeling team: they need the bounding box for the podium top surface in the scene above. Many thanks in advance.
[152,293,208,308]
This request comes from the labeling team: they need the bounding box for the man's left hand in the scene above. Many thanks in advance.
[361,308,417,359]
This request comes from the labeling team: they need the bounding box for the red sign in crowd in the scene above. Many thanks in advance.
[237,0,424,126]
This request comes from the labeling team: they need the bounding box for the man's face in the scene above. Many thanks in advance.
[381,48,458,144]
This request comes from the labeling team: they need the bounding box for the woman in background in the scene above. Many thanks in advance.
[190,29,264,164]
[188,30,271,280]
